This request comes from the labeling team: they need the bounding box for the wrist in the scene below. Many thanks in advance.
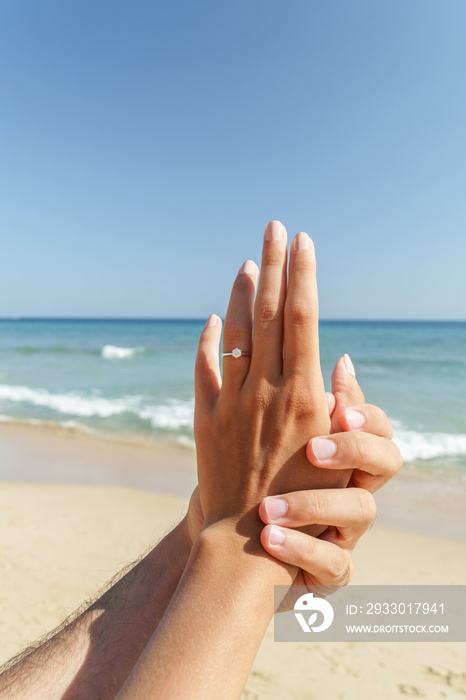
[196,516,296,584]
[201,511,262,552]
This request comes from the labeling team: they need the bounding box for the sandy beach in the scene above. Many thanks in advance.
[1,423,465,699]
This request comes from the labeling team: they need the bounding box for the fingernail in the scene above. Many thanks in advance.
[344,353,356,377]
[345,408,366,429]
[205,314,219,328]
[264,497,288,521]
[268,525,285,546]
[239,260,258,276]
[312,437,337,461]
[265,220,285,241]
[293,231,310,251]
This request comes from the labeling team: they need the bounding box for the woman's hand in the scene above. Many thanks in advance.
[194,222,348,552]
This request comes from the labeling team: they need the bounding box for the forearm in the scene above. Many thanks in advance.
[117,519,294,700]
[0,520,192,700]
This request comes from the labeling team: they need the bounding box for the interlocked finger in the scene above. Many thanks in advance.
[260,525,354,586]
[260,487,377,543]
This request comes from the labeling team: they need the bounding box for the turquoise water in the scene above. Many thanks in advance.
[0,319,465,474]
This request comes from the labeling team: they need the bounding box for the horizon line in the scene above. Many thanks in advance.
[0,317,465,323]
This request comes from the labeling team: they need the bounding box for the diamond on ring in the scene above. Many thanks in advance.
[221,347,251,358]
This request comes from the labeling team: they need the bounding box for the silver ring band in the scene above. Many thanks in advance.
[221,348,251,359]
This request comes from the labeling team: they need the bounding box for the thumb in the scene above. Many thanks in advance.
[330,354,365,432]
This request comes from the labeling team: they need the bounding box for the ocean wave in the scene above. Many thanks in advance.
[101,345,145,359]
[139,400,194,429]
[0,384,140,417]
[394,427,466,462]
[0,384,194,431]
[4,382,465,461]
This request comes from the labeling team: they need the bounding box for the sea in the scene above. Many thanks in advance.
[0,318,465,480]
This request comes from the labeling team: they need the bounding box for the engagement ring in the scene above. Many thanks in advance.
[221,348,251,359]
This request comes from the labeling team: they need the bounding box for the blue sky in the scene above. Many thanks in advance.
[1,0,465,319]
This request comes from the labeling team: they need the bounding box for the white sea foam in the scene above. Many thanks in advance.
[101,345,145,359]
[0,384,194,431]
[139,399,194,430]
[3,382,464,459]
[394,427,466,462]
[0,385,140,417]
